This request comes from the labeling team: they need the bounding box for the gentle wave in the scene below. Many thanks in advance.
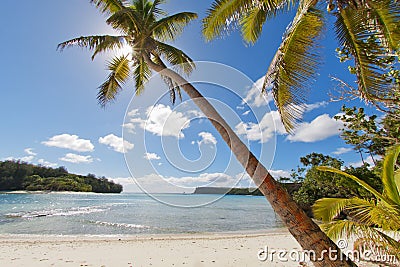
[91,220,151,229]
[5,206,107,218]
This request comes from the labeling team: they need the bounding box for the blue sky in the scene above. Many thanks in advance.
[0,0,377,192]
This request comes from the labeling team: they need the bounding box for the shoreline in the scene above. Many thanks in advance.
[0,229,304,267]
[0,229,382,267]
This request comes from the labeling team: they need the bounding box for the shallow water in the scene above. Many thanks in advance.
[0,192,283,235]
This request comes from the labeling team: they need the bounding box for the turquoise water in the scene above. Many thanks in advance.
[0,193,283,235]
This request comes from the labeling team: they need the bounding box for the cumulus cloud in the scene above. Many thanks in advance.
[24,148,37,156]
[144,152,161,160]
[242,76,273,107]
[332,147,352,155]
[198,132,217,145]
[287,114,343,143]
[38,159,58,168]
[269,169,291,179]
[99,134,134,153]
[349,155,380,168]
[42,134,94,152]
[59,153,93,164]
[235,110,285,143]
[124,104,190,138]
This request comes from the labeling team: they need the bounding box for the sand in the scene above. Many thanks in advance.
[0,229,382,267]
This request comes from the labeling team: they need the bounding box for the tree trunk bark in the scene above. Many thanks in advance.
[144,55,357,267]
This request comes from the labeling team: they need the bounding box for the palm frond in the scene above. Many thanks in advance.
[57,35,128,60]
[97,55,131,106]
[313,198,358,222]
[133,56,152,96]
[322,220,400,260]
[239,7,268,44]
[90,0,128,14]
[264,6,324,133]
[317,166,387,203]
[154,41,195,75]
[382,145,400,204]
[151,12,198,42]
[203,0,254,41]
[147,0,168,19]
[203,0,292,41]
[335,5,393,101]
[106,6,142,34]
[367,0,400,51]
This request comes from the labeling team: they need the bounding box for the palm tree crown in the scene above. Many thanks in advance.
[203,0,400,133]
[58,0,197,106]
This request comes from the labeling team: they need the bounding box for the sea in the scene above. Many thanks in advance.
[0,192,283,236]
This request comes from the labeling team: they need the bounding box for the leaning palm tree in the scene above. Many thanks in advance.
[58,0,356,266]
[203,0,400,133]
[313,145,400,262]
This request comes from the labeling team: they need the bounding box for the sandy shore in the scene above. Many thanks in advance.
[0,229,381,267]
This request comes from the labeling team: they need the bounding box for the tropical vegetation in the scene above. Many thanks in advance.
[203,0,400,133]
[58,0,356,266]
[0,160,122,193]
[313,145,400,262]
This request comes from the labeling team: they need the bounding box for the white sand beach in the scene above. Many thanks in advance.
[0,229,303,267]
[0,229,383,267]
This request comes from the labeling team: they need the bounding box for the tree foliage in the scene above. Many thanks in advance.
[313,145,400,261]
[0,160,122,193]
[334,105,400,160]
[292,153,381,215]
[203,0,400,132]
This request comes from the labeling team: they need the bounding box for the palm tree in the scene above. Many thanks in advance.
[58,1,356,266]
[313,145,400,262]
[203,0,399,133]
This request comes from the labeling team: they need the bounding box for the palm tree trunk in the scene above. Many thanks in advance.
[144,55,357,267]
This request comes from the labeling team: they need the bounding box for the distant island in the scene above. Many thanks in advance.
[194,183,301,196]
[0,160,122,193]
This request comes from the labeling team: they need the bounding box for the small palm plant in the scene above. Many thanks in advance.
[313,145,400,261]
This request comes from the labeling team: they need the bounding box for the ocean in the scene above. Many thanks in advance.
[0,192,283,235]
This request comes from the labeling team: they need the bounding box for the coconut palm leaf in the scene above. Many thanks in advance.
[264,4,324,133]
[151,12,198,42]
[321,220,400,255]
[57,35,128,60]
[335,5,391,101]
[382,145,400,204]
[239,7,268,44]
[366,0,400,51]
[203,0,293,41]
[106,7,143,34]
[154,41,195,75]
[203,0,254,40]
[97,55,131,106]
[90,0,128,14]
[313,197,372,222]
[132,56,151,96]
[317,166,388,203]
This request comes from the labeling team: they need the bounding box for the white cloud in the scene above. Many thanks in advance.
[20,155,35,162]
[235,110,285,143]
[127,108,139,117]
[59,153,93,164]
[125,104,190,139]
[24,148,37,156]
[164,172,234,187]
[349,155,380,168]
[287,114,343,143]
[242,110,250,116]
[269,169,291,179]
[38,159,58,168]
[42,134,94,152]
[99,134,134,153]
[332,147,352,155]
[145,104,190,138]
[198,132,217,145]
[144,152,161,160]
[242,76,274,107]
